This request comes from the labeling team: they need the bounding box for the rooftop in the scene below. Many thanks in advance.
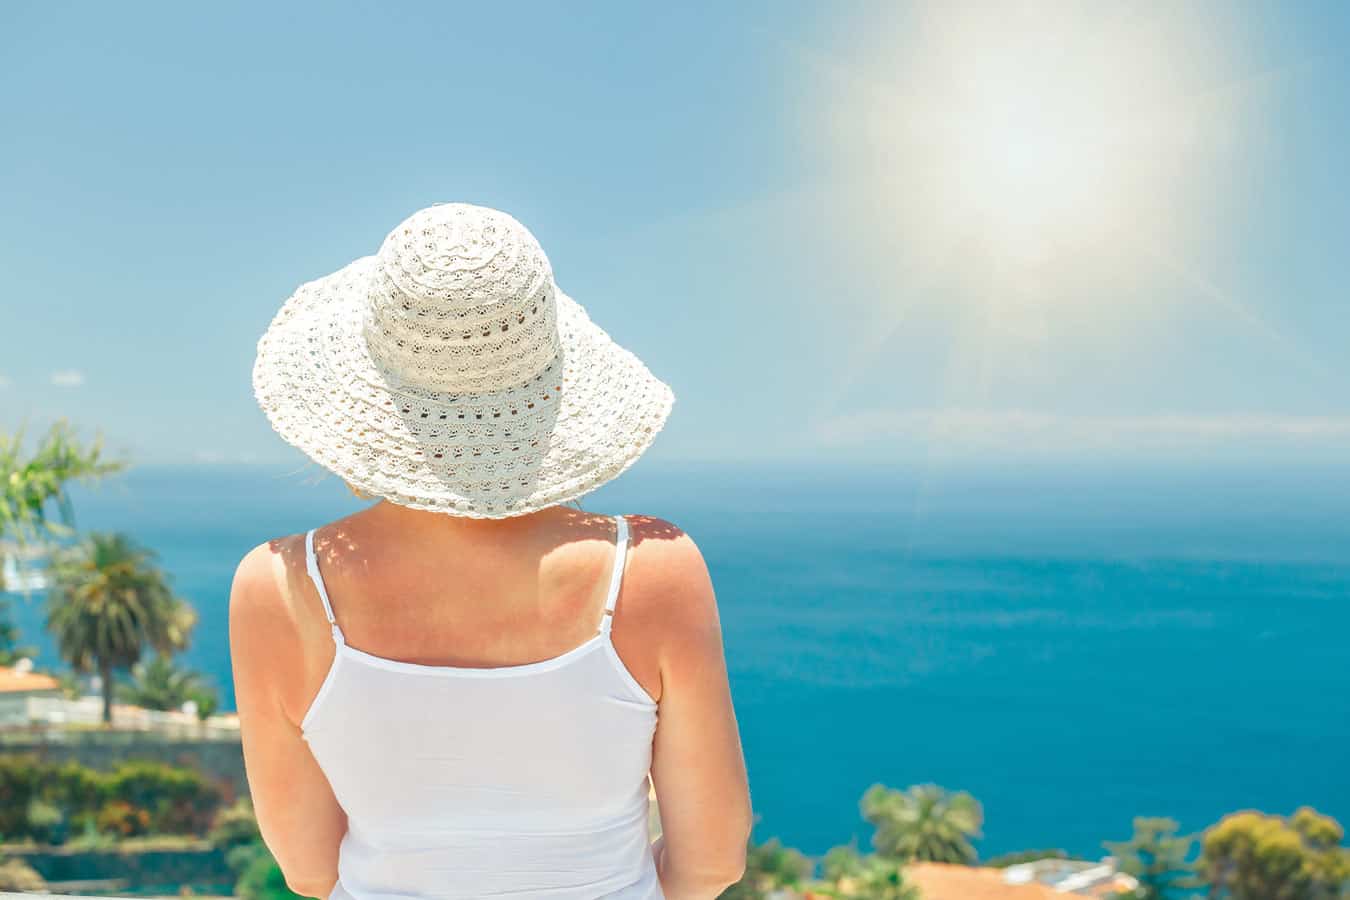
[905,863,1064,899]
[905,860,1139,899]
[0,661,63,694]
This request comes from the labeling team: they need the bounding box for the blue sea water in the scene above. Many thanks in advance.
[5,460,1348,861]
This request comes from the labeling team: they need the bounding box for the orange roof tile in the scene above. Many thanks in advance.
[905,862,1063,900]
[0,664,63,694]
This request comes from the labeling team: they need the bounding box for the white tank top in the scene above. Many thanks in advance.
[299,514,664,900]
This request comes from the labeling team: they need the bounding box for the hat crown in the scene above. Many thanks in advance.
[365,203,560,394]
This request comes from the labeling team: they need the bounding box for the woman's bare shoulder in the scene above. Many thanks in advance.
[625,514,706,566]
[230,530,329,648]
[230,517,364,640]
[622,514,720,636]
[231,526,362,723]
[231,534,298,620]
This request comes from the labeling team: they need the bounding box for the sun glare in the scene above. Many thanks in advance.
[950,78,1115,247]
[806,0,1269,415]
[834,2,1238,270]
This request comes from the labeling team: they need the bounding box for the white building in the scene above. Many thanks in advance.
[0,658,66,726]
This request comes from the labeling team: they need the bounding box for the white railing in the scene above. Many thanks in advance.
[0,694,239,740]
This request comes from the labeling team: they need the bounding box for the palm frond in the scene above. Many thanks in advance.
[0,419,127,547]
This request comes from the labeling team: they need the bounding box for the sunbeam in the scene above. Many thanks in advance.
[796,0,1330,424]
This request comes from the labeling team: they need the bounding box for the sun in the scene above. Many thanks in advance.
[947,74,1116,250]
[831,2,1238,270]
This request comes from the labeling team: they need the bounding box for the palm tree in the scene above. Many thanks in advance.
[1104,817,1201,900]
[117,653,213,712]
[861,783,984,864]
[46,532,197,725]
[721,836,815,899]
[1,420,123,666]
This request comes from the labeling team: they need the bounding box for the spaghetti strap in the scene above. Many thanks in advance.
[305,528,345,646]
[599,515,629,635]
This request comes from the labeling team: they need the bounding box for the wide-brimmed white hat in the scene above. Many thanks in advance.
[252,202,675,518]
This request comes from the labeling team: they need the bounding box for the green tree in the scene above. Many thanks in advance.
[849,855,920,900]
[1292,809,1350,897]
[1104,817,1200,900]
[0,420,124,547]
[0,616,40,668]
[116,652,216,713]
[821,840,869,882]
[861,783,984,864]
[187,684,220,720]
[0,420,123,665]
[1199,807,1350,900]
[814,843,920,900]
[46,532,197,724]
[720,836,815,899]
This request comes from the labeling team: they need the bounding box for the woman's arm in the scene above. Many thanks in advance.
[229,538,347,898]
[641,526,753,898]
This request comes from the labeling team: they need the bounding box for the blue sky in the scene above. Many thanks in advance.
[2,1,1348,467]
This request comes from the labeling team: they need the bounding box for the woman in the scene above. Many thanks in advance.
[230,203,752,899]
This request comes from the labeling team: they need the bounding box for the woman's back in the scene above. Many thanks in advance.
[300,510,660,899]
[295,505,665,704]
[238,203,751,899]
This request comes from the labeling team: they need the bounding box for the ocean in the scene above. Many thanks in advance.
[6,460,1348,861]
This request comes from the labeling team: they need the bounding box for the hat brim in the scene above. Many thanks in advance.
[252,255,674,518]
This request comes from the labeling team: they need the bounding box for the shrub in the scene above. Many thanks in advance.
[1199,807,1350,900]
[1,755,226,842]
[103,759,223,834]
[36,760,102,842]
[25,797,65,845]
[66,817,118,850]
[46,758,104,808]
[0,754,43,839]
[96,799,152,838]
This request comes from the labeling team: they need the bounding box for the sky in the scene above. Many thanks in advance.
[2,0,1348,468]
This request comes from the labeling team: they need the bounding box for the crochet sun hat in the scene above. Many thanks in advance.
[252,202,675,518]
